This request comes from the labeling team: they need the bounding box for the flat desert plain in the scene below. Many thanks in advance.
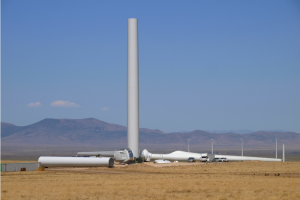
[1,161,300,200]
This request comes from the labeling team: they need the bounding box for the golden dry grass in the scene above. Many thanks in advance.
[1,161,300,200]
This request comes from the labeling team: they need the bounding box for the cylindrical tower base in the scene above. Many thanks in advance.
[127,18,139,157]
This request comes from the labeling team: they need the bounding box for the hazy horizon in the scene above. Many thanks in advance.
[1,117,298,134]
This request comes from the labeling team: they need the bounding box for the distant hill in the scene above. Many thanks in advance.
[1,118,300,148]
[1,122,23,138]
[1,118,165,147]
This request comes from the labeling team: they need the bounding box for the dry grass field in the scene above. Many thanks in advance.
[1,161,300,200]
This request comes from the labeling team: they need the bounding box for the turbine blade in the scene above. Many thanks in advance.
[213,140,218,147]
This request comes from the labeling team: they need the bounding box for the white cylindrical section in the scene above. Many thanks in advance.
[38,156,114,167]
[127,18,139,157]
[149,152,282,162]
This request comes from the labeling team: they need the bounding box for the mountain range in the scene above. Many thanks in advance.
[1,118,300,149]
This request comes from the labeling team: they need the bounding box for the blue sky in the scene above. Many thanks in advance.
[2,0,300,133]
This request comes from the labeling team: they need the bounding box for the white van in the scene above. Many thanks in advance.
[201,156,209,162]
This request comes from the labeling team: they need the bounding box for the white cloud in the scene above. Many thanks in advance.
[50,100,80,107]
[102,107,109,111]
[27,102,41,107]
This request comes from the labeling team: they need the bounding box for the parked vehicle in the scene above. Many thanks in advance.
[212,158,219,162]
[218,157,229,162]
[201,156,209,162]
[187,157,196,162]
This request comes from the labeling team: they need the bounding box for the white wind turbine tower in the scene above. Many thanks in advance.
[127,18,139,157]
[275,137,277,159]
[239,135,249,157]
[187,137,196,152]
[210,139,217,154]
